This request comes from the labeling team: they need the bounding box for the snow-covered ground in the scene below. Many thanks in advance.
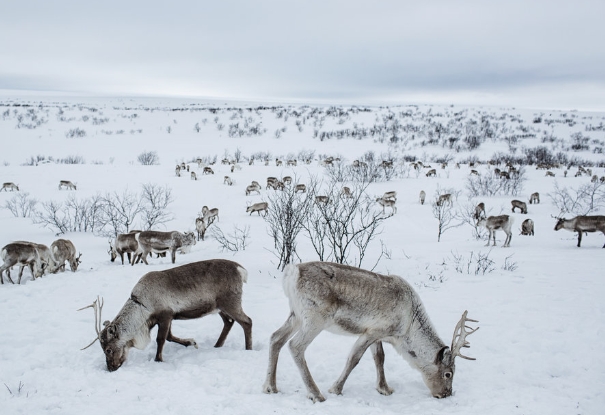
[0,96,604,415]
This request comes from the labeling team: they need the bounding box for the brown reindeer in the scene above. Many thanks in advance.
[529,192,540,204]
[554,215,605,248]
[520,219,534,236]
[477,215,514,247]
[80,260,253,371]
[511,200,528,214]
[1,182,19,192]
[51,239,81,272]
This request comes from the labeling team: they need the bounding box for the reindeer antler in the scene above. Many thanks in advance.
[451,310,479,361]
[78,296,104,350]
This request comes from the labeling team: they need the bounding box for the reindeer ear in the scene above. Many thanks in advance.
[435,346,452,365]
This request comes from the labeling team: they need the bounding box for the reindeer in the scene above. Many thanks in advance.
[109,233,141,265]
[554,215,605,248]
[436,194,452,207]
[287,159,297,167]
[315,195,330,204]
[382,191,397,201]
[341,187,353,198]
[51,239,81,272]
[134,231,196,265]
[263,262,478,402]
[190,171,197,180]
[591,175,599,183]
[1,182,19,191]
[0,242,46,284]
[224,176,233,186]
[201,206,219,224]
[419,190,426,205]
[520,219,534,236]
[545,171,555,177]
[470,169,479,176]
[195,217,208,241]
[266,177,279,190]
[276,159,283,167]
[376,197,396,214]
[58,180,77,190]
[246,201,268,216]
[246,184,261,196]
[295,184,306,193]
[529,192,540,204]
[175,165,181,177]
[80,260,253,371]
[203,166,214,175]
[425,169,437,177]
[474,202,485,220]
[511,200,528,214]
[282,176,292,185]
[477,215,514,247]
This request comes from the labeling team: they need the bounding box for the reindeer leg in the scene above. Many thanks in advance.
[289,318,326,402]
[577,231,582,247]
[214,311,235,348]
[329,334,375,395]
[154,318,172,362]
[216,305,253,350]
[167,326,198,349]
[170,248,176,264]
[370,341,394,395]
[263,312,299,394]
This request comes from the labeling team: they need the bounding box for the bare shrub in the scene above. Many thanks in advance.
[548,181,605,215]
[431,187,464,242]
[139,183,174,230]
[466,167,526,197]
[137,150,160,166]
[209,225,250,252]
[3,192,38,218]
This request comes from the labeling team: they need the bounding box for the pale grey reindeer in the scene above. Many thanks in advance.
[51,239,81,272]
[376,197,397,214]
[0,242,47,284]
[341,186,353,198]
[474,202,486,220]
[201,207,219,224]
[477,215,514,247]
[9,241,58,280]
[436,193,452,207]
[1,182,19,192]
[419,190,426,205]
[58,180,77,190]
[246,201,268,216]
[224,176,233,186]
[382,191,397,201]
[79,259,253,371]
[554,215,605,248]
[134,231,196,265]
[195,217,208,241]
[295,183,306,193]
[263,262,478,402]
[246,184,261,196]
[529,192,540,204]
[190,171,197,180]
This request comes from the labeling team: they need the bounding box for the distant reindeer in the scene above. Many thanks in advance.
[80,259,252,371]
[282,176,292,185]
[554,215,605,248]
[58,180,77,190]
[474,202,485,220]
[203,167,214,175]
[276,159,283,167]
[134,231,196,265]
[0,242,46,284]
[175,165,181,177]
[246,201,268,216]
[263,262,478,402]
[109,233,141,265]
[295,184,306,193]
[190,171,197,180]
[1,182,19,192]
[545,171,555,177]
[195,217,208,241]
[287,159,297,167]
[224,176,233,186]
[315,195,330,204]
[419,190,426,205]
[529,192,540,204]
[470,169,479,176]
[246,184,261,196]
[520,219,534,236]
[202,207,219,224]
[51,239,81,272]
[266,177,279,190]
[477,215,514,247]
[511,200,528,214]
[425,168,437,177]
[376,197,396,214]
[341,187,353,198]
[436,193,452,207]
[382,191,397,201]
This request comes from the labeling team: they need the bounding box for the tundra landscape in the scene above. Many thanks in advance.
[1,96,604,415]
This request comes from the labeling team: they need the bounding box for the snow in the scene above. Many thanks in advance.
[0,96,604,415]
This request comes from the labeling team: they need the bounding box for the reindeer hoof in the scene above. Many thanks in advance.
[262,383,278,394]
[328,385,343,395]
[377,385,394,396]
[308,392,326,403]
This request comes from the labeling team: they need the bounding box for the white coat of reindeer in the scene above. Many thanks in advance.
[263,262,478,402]
[477,215,514,247]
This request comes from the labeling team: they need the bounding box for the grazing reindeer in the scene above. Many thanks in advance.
[263,262,478,402]
[246,184,261,196]
[109,233,141,265]
[470,169,479,176]
[382,191,397,201]
[591,175,599,183]
[419,190,426,205]
[195,217,208,241]
[224,176,233,186]
[477,215,514,247]
[134,231,196,265]
[175,165,181,177]
[520,219,534,236]
[203,207,219,224]
[203,166,214,175]
[554,215,605,248]
[51,239,81,272]
[545,171,555,177]
[282,176,292,185]
[499,171,510,180]
[266,177,279,190]
[295,184,306,193]
[1,182,19,192]
[246,201,269,216]
[529,192,540,204]
[80,259,253,371]
[425,168,437,177]
[474,202,486,220]
[287,159,297,167]
[341,187,353,198]
[58,180,77,190]
[436,194,452,207]
[276,159,283,167]
[511,200,528,214]
[190,171,197,180]
[376,197,397,214]
[315,195,330,204]
[0,242,46,284]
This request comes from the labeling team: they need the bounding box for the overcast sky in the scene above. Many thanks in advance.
[1,0,604,110]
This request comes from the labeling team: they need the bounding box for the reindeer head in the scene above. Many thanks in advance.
[552,213,566,231]
[70,252,82,271]
[108,241,117,262]
[422,311,479,399]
